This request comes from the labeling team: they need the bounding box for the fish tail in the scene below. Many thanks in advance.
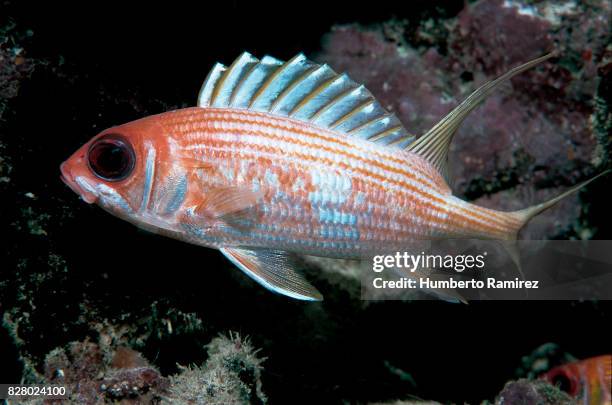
[508,170,610,239]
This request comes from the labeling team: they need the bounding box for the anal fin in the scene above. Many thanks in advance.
[220,248,323,301]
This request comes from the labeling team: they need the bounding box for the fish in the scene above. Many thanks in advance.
[540,355,611,405]
[60,51,609,301]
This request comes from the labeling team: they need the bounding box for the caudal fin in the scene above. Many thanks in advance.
[510,170,610,239]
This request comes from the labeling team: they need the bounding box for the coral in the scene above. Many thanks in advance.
[101,366,167,402]
[495,378,577,405]
[41,340,168,404]
[592,59,612,169]
[367,374,581,404]
[44,340,105,404]
[164,332,266,405]
[11,331,266,404]
[0,21,34,120]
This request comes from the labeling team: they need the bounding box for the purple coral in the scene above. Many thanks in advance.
[43,341,168,404]
[495,378,577,405]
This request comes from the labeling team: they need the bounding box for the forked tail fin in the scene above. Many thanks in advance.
[510,170,610,239]
[488,170,610,288]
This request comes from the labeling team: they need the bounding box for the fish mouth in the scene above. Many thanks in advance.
[60,161,98,204]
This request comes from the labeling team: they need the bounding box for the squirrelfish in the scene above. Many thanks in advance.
[60,52,607,300]
[541,355,611,405]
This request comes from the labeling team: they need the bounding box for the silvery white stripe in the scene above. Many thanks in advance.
[140,146,156,212]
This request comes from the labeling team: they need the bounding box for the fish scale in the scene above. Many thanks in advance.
[60,51,608,301]
[158,107,521,255]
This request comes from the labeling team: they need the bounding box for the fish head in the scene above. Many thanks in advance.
[60,115,171,217]
[541,362,582,398]
[540,355,612,402]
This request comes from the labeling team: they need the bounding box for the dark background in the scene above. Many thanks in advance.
[1,1,610,403]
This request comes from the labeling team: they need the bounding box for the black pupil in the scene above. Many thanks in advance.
[551,372,574,394]
[88,135,134,181]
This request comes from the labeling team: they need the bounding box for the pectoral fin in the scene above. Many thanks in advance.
[181,185,264,232]
[220,247,323,301]
[201,186,264,218]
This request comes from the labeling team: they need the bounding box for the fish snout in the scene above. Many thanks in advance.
[60,159,98,204]
[59,161,72,184]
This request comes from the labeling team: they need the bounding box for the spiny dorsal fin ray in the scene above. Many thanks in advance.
[231,55,283,108]
[271,64,336,115]
[406,53,554,182]
[250,53,317,111]
[198,63,227,108]
[198,52,413,147]
[211,52,259,108]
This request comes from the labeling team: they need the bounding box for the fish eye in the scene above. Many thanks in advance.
[550,370,577,395]
[87,134,135,181]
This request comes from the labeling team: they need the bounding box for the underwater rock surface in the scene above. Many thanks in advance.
[14,332,264,404]
[164,333,266,405]
[495,378,577,405]
[43,341,167,404]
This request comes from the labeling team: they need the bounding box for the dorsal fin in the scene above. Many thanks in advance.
[198,52,414,147]
[406,53,554,182]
